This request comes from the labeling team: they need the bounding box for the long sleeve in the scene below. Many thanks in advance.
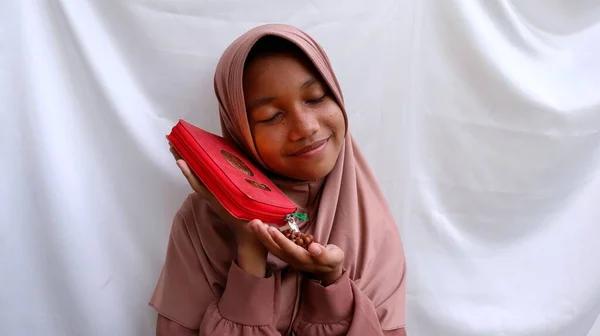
[156,261,282,336]
[292,270,405,336]
[150,195,282,335]
[198,262,281,335]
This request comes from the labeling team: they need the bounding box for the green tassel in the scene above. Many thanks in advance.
[291,212,308,222]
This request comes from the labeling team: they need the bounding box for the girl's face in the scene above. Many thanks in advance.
[243,51,346,181]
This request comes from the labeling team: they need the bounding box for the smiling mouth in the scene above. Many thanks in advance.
[291,138,329,156]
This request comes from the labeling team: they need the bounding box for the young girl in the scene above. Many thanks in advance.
[150,24,407,336]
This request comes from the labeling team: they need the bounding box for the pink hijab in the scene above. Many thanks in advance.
[152,24,406,331]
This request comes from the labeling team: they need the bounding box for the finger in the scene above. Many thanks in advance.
[307,242,323,256]
[170,146,183,161]
[176,159,206,194]
[251,221,285,257]
[307,243,344,268]
[267,227,312,264]
[252,222,305,264]
[174,159,235,221]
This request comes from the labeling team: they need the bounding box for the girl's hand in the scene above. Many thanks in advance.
[250,220,345,285]
[169,145,268,277]
[168,145,259,246]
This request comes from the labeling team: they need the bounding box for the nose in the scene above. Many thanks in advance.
[288,105,320,141]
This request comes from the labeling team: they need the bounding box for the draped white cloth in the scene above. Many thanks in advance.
[1,1,599,335]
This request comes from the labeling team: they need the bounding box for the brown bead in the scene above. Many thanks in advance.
[281,229,318,250]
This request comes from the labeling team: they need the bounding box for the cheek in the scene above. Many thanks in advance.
[252,128,285,162]
[324,105,346,139]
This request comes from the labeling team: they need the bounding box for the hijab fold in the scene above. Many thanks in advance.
[214,24,405,329]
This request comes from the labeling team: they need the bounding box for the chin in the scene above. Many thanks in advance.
[269,153,340,181]
[289,164,335,181]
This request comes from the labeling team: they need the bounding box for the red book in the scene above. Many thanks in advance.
[167,120,302,228]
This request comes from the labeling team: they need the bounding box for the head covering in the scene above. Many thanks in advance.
[214,23,406,330]
[150,23,406,331]
[215,24,348,164]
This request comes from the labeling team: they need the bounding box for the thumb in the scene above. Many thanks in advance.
[308,242,324,256]
[308,243,344,268]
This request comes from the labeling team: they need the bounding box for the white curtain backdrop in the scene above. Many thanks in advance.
[1,0,600,335]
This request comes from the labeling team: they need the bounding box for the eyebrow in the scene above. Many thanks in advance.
[247,78,320,111]
[301,77,318,89]
[248,96,276,111]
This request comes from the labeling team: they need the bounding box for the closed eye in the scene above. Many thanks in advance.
[307,95,326,105]
[259,112,283,123]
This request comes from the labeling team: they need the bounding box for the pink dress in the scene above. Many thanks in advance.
[150,23,407,335]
